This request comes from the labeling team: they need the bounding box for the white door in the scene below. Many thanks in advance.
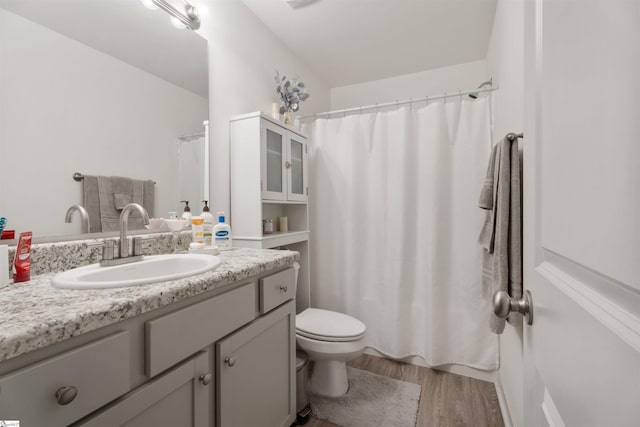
[523,1,640,426]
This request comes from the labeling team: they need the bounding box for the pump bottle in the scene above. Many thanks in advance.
[212,212,232,250]
[201,201,215,246]
[181,201,192,227]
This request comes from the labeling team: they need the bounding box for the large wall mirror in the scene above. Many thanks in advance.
[0,0,209,241]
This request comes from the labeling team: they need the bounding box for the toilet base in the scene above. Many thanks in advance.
[310,360,349,397]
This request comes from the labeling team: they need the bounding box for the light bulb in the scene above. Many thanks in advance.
[170,16,187,29]
[196,4,209,17]
[140,0,158,10]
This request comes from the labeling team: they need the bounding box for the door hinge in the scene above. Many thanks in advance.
[261,180,264,192]
[306,186,309,195]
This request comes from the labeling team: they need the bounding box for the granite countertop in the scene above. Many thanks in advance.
[0,248,298,363]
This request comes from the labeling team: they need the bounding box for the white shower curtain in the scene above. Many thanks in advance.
[305,98,498,370]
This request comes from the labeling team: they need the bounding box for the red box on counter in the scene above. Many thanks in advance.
[1,230,15,240]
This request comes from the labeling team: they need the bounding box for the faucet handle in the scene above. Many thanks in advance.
[85,241,103,250]
[132,237,144,256]
[103,240,115,260]
[85,240,114,261]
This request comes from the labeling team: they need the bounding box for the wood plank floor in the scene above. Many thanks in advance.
[304,354,504,427]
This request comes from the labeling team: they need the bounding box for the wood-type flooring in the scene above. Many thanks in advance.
[303,354,504,427]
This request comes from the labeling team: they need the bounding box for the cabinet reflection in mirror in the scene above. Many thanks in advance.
[0,0,209,241]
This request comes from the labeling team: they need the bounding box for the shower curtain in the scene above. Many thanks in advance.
[304,98,498,369]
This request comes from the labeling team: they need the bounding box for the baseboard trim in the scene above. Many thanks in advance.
[494,375,514,427]
[363,348,497,382]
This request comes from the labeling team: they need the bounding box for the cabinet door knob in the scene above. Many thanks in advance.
[285,161,292,169]
[279,285,288,292]
[199,373,212,385]
[55,386,78,405]
[225,356,236,367]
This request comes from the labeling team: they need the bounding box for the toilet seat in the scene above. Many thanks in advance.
[296,308,366,342]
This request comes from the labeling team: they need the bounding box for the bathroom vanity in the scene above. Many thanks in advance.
[0,246,297,427]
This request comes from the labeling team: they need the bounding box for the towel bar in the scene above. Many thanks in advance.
[72,172,156,184]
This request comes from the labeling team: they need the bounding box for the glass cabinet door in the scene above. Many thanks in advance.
[262,122,287,200]
[287,135,307,202]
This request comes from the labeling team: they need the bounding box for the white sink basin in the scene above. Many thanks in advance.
[52,254,222,290]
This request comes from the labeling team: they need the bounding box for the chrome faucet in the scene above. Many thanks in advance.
[97,203,149,267]
[119,202,150,259]
[65,205,90,233]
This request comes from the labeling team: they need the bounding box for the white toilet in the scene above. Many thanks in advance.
[295,308,367,397]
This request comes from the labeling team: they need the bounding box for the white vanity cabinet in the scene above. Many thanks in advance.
[217,268,297,427]
[216,302,296,427]
[230,112,312,313]
[0,264,297,427]
[0,332,130,426]
[76,351,211,427]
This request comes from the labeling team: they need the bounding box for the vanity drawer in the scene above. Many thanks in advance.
[0,331,130,426]
[260,267,296,313]
[145,282,257,377]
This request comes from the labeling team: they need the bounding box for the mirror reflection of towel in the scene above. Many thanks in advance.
[83,175,155,233]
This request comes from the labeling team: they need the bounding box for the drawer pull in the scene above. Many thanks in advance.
[279,285,288,292]
[225,357,236,367]
[199,373,212,385]
[55,386,78,405]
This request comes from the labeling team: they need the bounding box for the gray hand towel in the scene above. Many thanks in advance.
[143,180,155,218]
[83,175,101,233]
[97,176,120,232]
[84,175,155,233]
[480,136,523,334]
[478,143,501,253]
[479,143,498,210]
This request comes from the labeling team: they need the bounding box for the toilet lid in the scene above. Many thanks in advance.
[296,308,366,342]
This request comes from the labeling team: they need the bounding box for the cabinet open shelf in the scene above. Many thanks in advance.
[234,230,310,249]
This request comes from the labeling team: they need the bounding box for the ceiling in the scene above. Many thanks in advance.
[240,0,498,88]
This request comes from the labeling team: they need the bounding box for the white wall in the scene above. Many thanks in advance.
[197,0,330,218]
[485,0,525,426]
[0,9,207,237]
[330,60,488,110]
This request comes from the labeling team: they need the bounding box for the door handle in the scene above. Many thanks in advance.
[493,290,534,325]
[285,161,292,169]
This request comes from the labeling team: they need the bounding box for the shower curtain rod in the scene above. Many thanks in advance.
[296,84,498,120]
[178,131,205,142]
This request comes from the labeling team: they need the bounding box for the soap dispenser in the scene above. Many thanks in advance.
[181,201,192,226]
[201,201,215,246]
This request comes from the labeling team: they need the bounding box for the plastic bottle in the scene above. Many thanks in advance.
[191,216,204,244]
[181,201,192,227]
[201,201,215,246]
[212,212,232,250]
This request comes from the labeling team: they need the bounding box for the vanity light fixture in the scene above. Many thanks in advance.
[141,0,201,30]
[285,0,321,9]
